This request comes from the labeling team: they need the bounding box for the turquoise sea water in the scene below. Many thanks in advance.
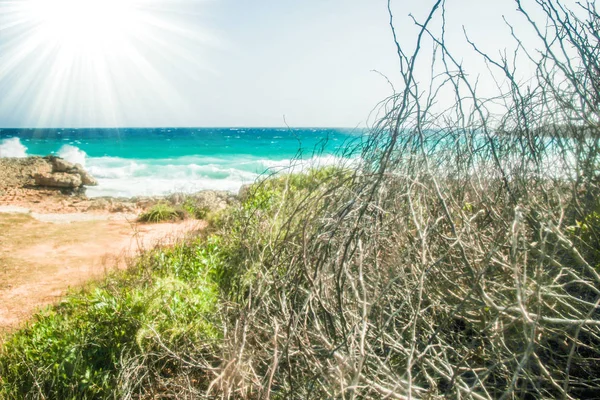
[0,128,362,197]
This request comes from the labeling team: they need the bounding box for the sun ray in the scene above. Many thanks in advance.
[0,0,216,127]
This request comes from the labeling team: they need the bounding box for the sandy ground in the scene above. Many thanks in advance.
[0,210,205,333]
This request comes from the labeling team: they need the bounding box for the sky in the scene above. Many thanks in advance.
[0,0,554,128]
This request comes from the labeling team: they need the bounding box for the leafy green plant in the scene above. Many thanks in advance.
[181,198,211,220]
[0,237,223,399]
[138,203,185,223]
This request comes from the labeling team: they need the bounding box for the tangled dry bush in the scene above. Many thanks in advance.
[5,1,596,398]
[202,1,600,399]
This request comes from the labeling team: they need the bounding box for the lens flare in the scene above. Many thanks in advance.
[25,0,137,49]
[0,0,215,127]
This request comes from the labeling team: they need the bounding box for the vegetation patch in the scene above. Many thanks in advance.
[138,203,185,223]
[181,197,211,220]
[0,237,223,399]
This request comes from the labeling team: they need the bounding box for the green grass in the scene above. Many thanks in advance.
[0,236,224,399]
[138,203,185,223]
[138,200,215,223]
[181,198,211,220]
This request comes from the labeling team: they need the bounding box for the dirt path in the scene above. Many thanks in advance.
[0,212,204,333]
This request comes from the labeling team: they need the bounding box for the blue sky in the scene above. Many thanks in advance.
[0,0,541,128]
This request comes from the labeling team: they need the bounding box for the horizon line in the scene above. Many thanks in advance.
[0,126,366,130]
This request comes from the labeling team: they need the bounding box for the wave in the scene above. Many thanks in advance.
[0,139,358,198]
[83,153,358,198]
[85,160,261,198]
[57,144,88,167]
[85,176,250,198]
[87,159,147,179]
[0,137,28,158]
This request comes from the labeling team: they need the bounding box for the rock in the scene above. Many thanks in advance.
[0,157,51,190]
[110,202,136,213]
[41,157,98,187]
[74,164,98,186]
[191,190,230,212]
[135,197,163,210]
[168,193,185,205]
[36,162,53,176]
[79,172,97,186]
[51,157,75,173]
[33,172,82,189]
[86,199,110,211]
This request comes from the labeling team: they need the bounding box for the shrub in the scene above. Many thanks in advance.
[138,203,185,223]
[195,2,600,398]
[181,198,211,220]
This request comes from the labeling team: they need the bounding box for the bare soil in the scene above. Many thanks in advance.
[0,156,220,336]
[0,213,204,334]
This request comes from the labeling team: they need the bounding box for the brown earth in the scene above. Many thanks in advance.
[0,212,205,334]
[0,156,233,335]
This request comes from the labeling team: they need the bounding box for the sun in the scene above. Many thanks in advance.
[0,0,214,127]
[23,0,139,51]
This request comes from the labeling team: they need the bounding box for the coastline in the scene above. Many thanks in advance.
[0,156,236,332]
[0,156,237,218]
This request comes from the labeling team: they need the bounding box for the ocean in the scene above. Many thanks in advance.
[0,128,362,198]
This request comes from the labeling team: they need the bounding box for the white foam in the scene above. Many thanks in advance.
[87,161,147,179]
[85,176,251,198]
[81,153,359,198]
[57,144,87,167]
[0,137,28,158]
[83,156,260,198]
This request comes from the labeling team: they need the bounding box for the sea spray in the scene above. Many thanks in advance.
[57,144,87,167]
[0,137,28,158]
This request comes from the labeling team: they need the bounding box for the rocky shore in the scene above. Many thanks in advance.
[0,156,237,215]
